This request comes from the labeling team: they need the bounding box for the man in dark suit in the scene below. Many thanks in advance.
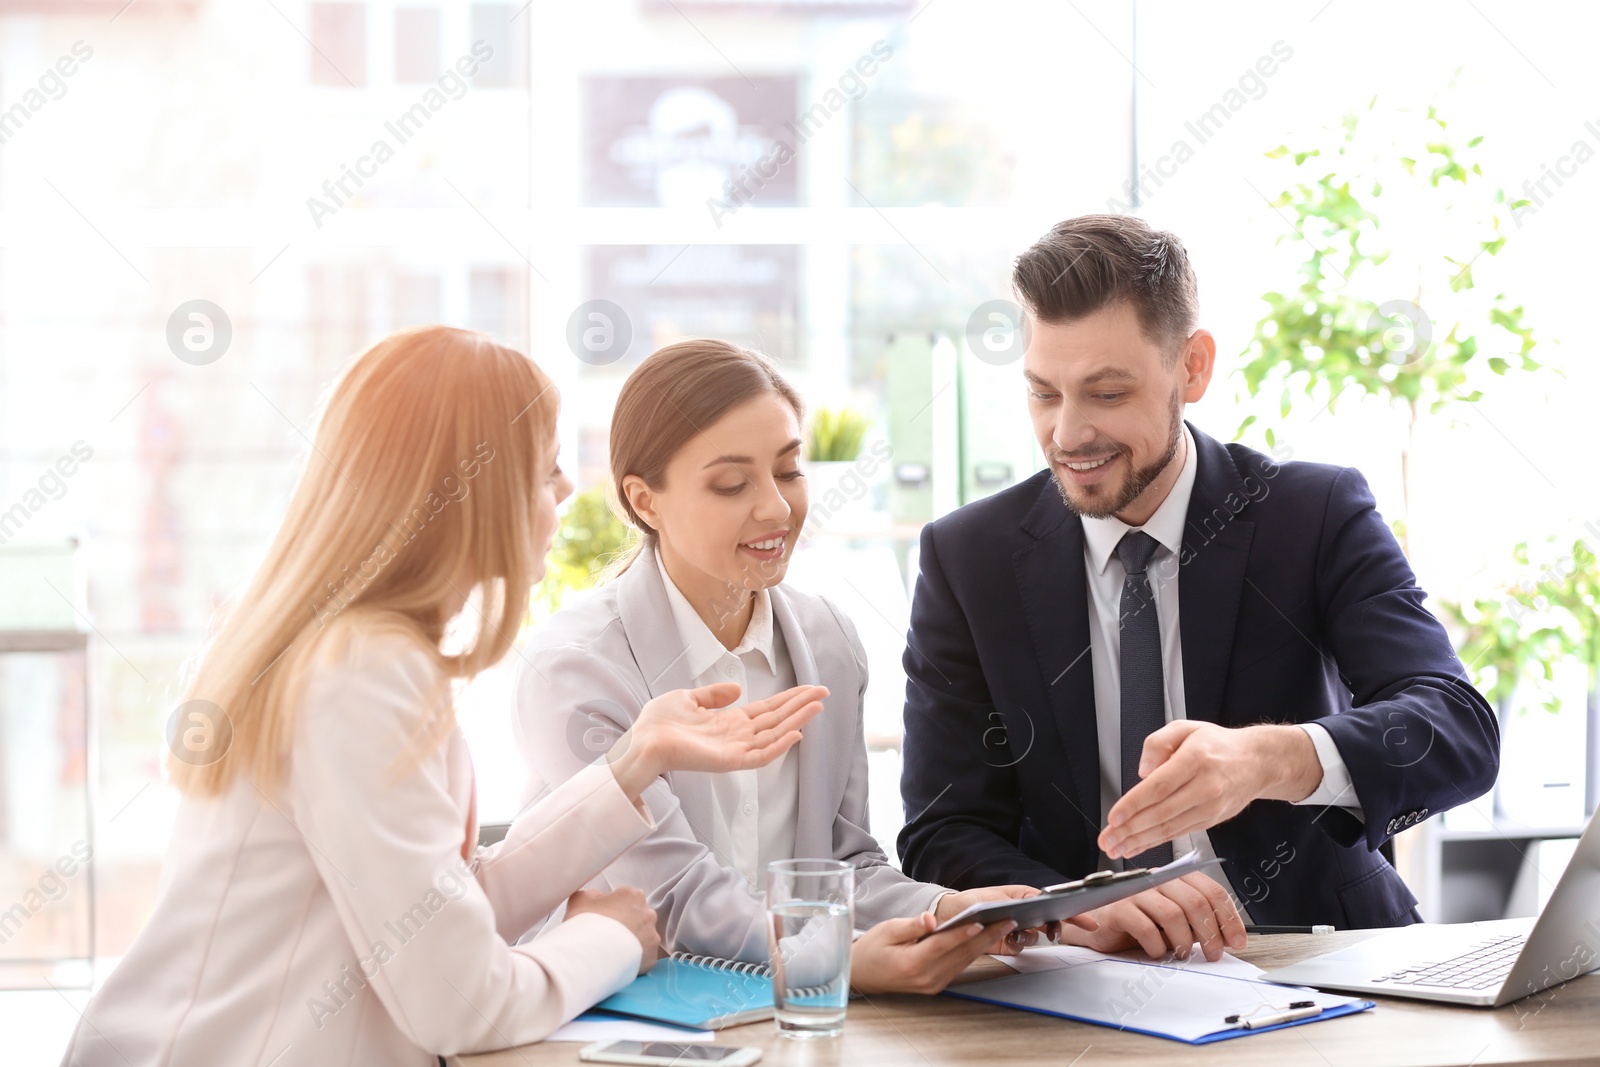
[898,215,1499,960]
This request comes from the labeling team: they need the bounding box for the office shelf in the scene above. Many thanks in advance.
[0,628,95,989]
[1409,814,1590,924]
[1434,822,1587,843]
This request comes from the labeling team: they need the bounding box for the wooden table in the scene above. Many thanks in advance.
[453,932,1600,1066]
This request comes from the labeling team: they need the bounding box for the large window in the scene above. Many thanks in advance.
[310,2,367,87]
[394,6,443,84]
[1,0,1596,973]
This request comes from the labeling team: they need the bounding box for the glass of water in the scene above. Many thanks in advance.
[766,858,854,1039]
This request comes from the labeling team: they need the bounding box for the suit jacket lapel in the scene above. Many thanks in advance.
[615,548,696,699]
[614,549,716,835]
[617,550,835,852]
[1178,426,1255,727]
[769,587,834,855]
[1014,477,1103,856]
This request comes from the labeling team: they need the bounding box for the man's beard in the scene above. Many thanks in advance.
[1048,391,1183,520]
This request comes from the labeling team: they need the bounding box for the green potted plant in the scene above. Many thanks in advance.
[1234,100,1541,556]
[1445,539,1600,824]
[808,407,870,464]
[533,482,631,618]
[805,406,880,535]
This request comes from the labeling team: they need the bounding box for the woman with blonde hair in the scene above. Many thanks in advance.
[62,326,827,1067]
[516,339,1090,993]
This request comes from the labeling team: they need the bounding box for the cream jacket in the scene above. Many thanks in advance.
[62,636,654,1067]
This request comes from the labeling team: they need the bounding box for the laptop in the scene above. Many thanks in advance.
[1263,810,1600,1008]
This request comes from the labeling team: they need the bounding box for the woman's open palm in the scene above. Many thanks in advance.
[633,682,828,774]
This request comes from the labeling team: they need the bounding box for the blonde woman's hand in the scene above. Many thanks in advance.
[849,914,1016,996]
[608,682,828,799]
[564,887,660,974]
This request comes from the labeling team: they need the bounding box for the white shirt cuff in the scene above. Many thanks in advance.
[1293,723,1365,822]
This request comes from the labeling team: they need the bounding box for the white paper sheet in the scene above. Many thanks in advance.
[957,958,1365,1042]
[546,1012,714,1044]
[994,943,1267,980]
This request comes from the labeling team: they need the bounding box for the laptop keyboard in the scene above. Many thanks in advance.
[1373,933,1526,989]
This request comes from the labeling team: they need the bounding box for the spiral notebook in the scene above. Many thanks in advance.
[592,952,780,1030]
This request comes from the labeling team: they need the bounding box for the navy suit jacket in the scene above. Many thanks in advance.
[897,424,1499,928]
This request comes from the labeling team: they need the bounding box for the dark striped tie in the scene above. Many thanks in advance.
[1116,530,1172,867]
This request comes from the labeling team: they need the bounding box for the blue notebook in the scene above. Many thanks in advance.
[944,956,1374,1044]
[593,953,777,1030]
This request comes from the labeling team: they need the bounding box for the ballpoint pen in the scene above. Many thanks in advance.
[1225,1000,1320,1029]
[1239,1004,1323,1029]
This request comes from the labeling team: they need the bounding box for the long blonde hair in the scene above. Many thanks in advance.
[168,326,559,796]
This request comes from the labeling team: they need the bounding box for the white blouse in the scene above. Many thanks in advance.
[61,635,655,1067]
[654,548,800,889]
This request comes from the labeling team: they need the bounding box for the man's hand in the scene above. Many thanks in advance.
[1050,873,1246,961]
[850,914,1016,995]
[1100,721,1322,860]
[933,885,1097,955]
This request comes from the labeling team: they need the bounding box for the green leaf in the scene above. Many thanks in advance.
[1265,145,1289,159]
[809,407,870,461]
[1238,105,1548,492]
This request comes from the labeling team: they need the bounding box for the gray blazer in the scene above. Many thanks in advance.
[514,548,946,963]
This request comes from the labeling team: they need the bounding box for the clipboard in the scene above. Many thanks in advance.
[943,955,1374,1043]
[929,850,1224,935]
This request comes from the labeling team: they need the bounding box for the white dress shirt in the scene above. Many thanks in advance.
[656,548,800,891]
[1080,426,1364,908]
[515,547,949,964]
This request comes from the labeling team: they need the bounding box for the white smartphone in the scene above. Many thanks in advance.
[577,1040,761,1066]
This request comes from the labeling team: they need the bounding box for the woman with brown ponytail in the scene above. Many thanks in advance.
[516,339,1091,995]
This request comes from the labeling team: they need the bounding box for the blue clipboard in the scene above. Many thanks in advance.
[944,956,1375,1044]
